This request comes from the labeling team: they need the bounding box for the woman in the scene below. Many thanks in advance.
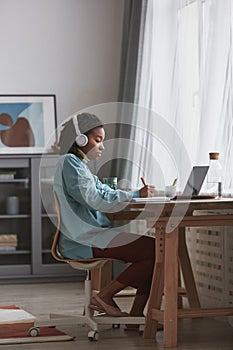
[53,112,156,319]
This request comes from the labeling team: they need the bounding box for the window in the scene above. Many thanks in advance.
[134,0,233,193]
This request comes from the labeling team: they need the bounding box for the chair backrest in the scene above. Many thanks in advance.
[51,192,110,270]
[51,192,64,262]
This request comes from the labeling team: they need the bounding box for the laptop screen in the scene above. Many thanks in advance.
[182,165,209,196]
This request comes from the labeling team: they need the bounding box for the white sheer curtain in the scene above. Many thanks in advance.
[198,0,233,191]
[124,0,191,191]
[127,0,233,193]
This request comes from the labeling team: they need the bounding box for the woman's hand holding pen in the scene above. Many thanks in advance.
[139,177,156,198]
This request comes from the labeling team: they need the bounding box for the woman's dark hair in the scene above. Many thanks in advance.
[58,113,103,155]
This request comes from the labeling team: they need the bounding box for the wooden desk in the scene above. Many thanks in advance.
[108,198,233,348]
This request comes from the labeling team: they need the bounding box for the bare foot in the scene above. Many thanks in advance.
[92,294,128,317]
[98,294,119,308]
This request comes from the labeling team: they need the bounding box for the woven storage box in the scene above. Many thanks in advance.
[187,226,225,306]
[186,222,233,327]
[225,227,233,303]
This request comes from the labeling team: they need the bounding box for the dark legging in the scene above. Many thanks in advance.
[92,233,155,296]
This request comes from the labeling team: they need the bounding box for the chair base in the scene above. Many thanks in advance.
[35,279,145,341]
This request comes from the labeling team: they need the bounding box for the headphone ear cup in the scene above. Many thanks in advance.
[72,115,88,147]
[75,134,88,147]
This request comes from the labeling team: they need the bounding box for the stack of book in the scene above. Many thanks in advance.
[0,235,17,251]
[0,305,35,336]
[0,171,16,180]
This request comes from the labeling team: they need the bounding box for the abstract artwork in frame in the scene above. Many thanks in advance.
[0,95,57,154]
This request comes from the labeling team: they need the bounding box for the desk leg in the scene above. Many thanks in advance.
[164,227,179,348]
[178,227,200,308]
[144,226,164,339]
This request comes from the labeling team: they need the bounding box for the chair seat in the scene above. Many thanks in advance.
[69,259,107,271]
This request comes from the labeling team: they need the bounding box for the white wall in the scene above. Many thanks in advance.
[0,0,124,124]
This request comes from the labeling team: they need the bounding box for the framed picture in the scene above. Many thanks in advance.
[0,94,57,154]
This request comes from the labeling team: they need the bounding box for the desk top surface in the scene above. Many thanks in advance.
[106,198,233,224]
[130,197,233,212]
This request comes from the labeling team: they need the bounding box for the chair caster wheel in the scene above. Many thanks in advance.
[88,330,99,341]
[28,326,40,337]
[112,324,120,329]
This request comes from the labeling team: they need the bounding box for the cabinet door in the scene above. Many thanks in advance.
[0,158,31,278]
[31,155,80,278]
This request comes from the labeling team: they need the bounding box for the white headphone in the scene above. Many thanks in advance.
[72,115,88,147]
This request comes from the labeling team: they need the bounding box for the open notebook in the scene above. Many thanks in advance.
[133,197,170,202]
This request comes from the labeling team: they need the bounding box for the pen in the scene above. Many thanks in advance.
[141,177,147,186]
[172,178,177,186]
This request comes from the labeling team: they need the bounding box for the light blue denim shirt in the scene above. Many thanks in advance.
[53,153,139,259]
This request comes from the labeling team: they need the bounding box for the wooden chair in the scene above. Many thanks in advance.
[34,192,145,341]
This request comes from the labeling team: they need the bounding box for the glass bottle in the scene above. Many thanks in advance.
[207,152,222,197]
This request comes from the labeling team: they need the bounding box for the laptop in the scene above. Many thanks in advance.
[174,165,215,200]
